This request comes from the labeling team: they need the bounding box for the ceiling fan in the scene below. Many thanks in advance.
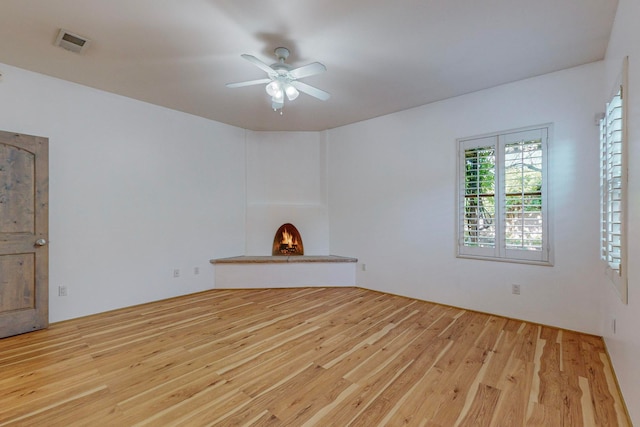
[226,47,330,113]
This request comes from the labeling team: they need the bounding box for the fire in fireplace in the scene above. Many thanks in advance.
[272,223,304,256]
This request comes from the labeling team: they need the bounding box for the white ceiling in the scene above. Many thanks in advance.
[0,0,618,131]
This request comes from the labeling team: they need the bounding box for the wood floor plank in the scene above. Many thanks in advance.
[456,383,501,427]
[272,366,352,424]
[480,330,520,389]
[0,287,630,426]
[599,353,631,427]
[580,335,622,426]
[381,340,454,426]
[561,330,587,426]
[428,345,493,426]
[490,356,534,426]
[349,333,453,426]
[533,338,563,425]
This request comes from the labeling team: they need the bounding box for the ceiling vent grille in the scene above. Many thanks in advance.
[54,29,91,54]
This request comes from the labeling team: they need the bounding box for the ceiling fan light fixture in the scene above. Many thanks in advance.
[272,88,284,103]
[265,81,280,97]
[285,84,299,101]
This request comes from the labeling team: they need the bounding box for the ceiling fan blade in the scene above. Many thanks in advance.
[241,54,276,76]
[290,81,330,101]
[226,78,272,88]
[289,62,327,79]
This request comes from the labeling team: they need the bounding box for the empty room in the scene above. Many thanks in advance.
[0,0,638,425]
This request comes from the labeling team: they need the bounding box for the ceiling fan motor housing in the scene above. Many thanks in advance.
[274,47,290,61]
[271,48,292,75]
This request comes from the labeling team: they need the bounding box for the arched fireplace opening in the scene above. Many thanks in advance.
[272,223,304,256]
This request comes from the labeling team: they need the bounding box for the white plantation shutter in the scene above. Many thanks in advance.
[458,126,550,264]
[600,58,628,303]
[501,129,547,262]
[601,90,623,271]
[459,137,497,258]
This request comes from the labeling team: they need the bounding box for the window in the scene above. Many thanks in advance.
[457,125,551,264]
[600,57,628,303]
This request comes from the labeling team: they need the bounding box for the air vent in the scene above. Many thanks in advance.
[54,29,91,54]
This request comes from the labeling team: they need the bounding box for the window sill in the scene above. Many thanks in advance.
[457,254,553,267]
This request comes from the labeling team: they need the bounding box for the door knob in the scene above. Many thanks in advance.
[35,238,47,246]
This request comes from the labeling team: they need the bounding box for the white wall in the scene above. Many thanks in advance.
[601,0,640,422]
[245,130,329,255]
[0,63,246,322]
[328,62,605,335]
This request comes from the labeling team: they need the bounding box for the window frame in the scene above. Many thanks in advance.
[457,124,552,265]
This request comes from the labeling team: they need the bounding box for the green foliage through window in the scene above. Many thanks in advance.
[464,147,495,247]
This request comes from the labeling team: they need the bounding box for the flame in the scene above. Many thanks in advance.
[281,228,298,248]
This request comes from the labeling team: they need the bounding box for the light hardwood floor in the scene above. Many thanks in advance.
[0,287,630,426]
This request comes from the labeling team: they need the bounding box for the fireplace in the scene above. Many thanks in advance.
[272,223,304,256]
[212,222,357,287]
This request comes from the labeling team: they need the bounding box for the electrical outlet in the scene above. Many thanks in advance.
[511,284,521,295]
[58,285,67,297]
[194,267,200,275]
[362,263,367,271]
[173,269,180,278]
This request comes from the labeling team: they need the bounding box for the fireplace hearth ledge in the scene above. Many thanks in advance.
[210,255,357,264]
[210,255,358,289]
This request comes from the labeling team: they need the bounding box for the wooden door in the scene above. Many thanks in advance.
[0,130,49,338]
